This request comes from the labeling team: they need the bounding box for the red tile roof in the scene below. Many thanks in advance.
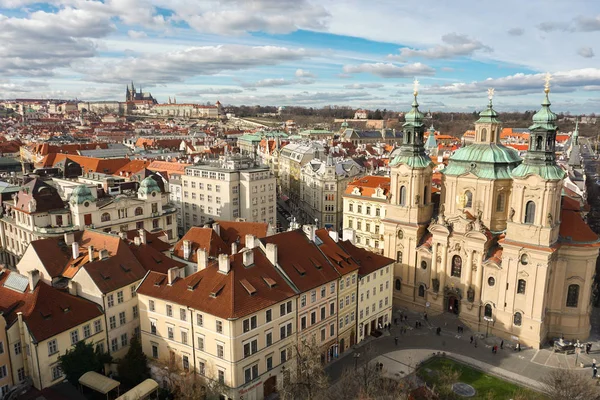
[173,227,229,260]
[559,209,600,246]
[216,220,271,248]
[337,240,394,276]
[315,229,360,276]
[137,249,296,319]
[344,175,390,197]
[13,178,66,213]
[0,270,102,342]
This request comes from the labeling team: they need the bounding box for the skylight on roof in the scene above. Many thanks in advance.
[3,273,29,293]
[240,279,257,295]
[188,277,201,291]
[210,282,225,298]
[293,264,306,276]
[262,276,277,288]
[154,276,165,286]
[314,236,324,246]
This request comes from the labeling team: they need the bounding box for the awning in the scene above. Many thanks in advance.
[116,379,159,400]
[280,195,289,201]
[78,371,120,395]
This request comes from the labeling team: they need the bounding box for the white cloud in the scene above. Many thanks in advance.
[83,45,313,84]
[578,47,595,58]
[295,69,316,78]
[342,62,435,78]
[128,30,148,39]
[575,15,600,31]
[389,33,492,60]
[240,78,296,88]
[343,83,384,89]
[177,88,244,96]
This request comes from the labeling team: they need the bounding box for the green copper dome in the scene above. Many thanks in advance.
[443,144,522,179]
[403,96,424,128]
[476,99,501,124]
[70,184,95,205]
[138,176,161,196]
[529,91,557,131]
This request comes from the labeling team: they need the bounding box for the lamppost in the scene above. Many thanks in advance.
[483,316,493,338]
[353,352,361,371]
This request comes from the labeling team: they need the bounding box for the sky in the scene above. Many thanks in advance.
[1,0,600,113]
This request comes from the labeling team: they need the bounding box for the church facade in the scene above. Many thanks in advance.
[384,82,600,348]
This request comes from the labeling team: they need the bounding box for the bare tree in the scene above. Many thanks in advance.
[542,369,600,400]
[278,338,329,400]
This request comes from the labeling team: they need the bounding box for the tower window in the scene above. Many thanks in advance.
[465,191,473,208]
[481,128,487,142]
[496,193,505,212]
[517,279,526,294]
[536,135,543,150]
[399,186,407,206]
[395,279,402,291]
[396,251,403,263]
[421,261,427,270]
[524,201,536,224]
[484,304,492,319]
[451,255,462,277]
[513,312,522,326]
[566,284,580,308]
[418,284,425,298]
[423,185,429,204]
[406,132,412,145]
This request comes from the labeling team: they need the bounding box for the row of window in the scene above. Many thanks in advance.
[107,285,137,308]
[301,303,335,330]
[359,298,389,319]
[347,219,382,234]
[347,203,382,216]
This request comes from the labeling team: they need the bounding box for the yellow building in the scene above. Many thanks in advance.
[343,176,390,254]
[384,84,600,348]
[0,269,106,391]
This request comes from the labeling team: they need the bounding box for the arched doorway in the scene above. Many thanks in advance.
[448,296,459,314]
[350,330,356,346]
[264,376,277,398]
[339,338,345,354]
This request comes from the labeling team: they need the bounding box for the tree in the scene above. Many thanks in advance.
[117,336,150,388]
[58,341,109,384]
[542,369,600,400]
[278,338,329,400]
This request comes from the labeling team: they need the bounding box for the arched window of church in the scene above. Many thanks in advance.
[406,132,412,144]
[395,279,402,291]
[399,186,407,206]
[496,193,505,212]
[517,279,526,294]
[135,207,144,216]
[484,304,492,318]
[481,128,487,141]
[101,212,111,222]
[465,191,473,208]
[451,255,462,277]
[418,284,425,298]
[566,284,580,308]
[536,135,543,150]
[524,201,536,224]
[513,312,522,326]
[423,185,429,204]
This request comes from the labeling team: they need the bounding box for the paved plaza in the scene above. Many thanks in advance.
[326,307,600,390]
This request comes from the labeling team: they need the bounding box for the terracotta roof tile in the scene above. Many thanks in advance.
[315,229,360,275]
[216,220,271,247]
[337,240,394,276]
[559,209,600,246]
[344,175,390,197]
[173,227,229,260]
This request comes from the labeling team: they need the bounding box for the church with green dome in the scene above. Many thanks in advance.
[384,80,600,348]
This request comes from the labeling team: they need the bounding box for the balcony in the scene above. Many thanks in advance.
[33,225,76,235]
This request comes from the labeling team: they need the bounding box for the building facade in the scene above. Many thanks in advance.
[384,85,600,348]
[181,155,277,231]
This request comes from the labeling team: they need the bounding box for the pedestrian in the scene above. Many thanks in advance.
[394,318,398,325]
[594,367,597,379]
[424,311,428,321]
[470,335,473,344]
[494,345,498,354]
[516,343,521,352]
[395,336,399,346]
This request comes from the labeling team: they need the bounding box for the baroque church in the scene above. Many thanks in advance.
[384,81,600,348]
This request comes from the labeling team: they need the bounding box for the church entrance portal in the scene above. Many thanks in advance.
[447,296,459,314]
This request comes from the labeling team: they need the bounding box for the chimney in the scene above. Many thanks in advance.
[183,240,192,260]
[99,249,109,260]
[64,232,75,246]
[212,222,220,236]
[197,248,208,271]
[72,241,80,259]
[88,245,94,262]
[231,241,238,255]
[118,231,127,240]
[303,225,316,242]
[245,234,256,249]
[218,254,230,274]
[328,231,339,242]
[134,236,141,246]
[28,269,40,291]
[138,229,147,244]
[266,243,278,265]
[68,280,77,296]
[243,249,254,267]
[167,267,179,285]
[342,228,356,244]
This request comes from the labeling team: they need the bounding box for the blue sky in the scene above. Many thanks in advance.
[1,0,600,113]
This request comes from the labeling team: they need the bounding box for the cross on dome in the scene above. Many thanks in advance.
[487,88,495,100]
[413,78,420,96]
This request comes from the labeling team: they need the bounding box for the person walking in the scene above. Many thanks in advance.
[470,335,473,344]
[593,367,597,379]
[500,340,504,350]
[395,336,399,346]
[424,312,428,321]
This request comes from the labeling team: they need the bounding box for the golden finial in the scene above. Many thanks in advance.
[413,78,419,97]
[487,88,495,101]
[544,72,552,94]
